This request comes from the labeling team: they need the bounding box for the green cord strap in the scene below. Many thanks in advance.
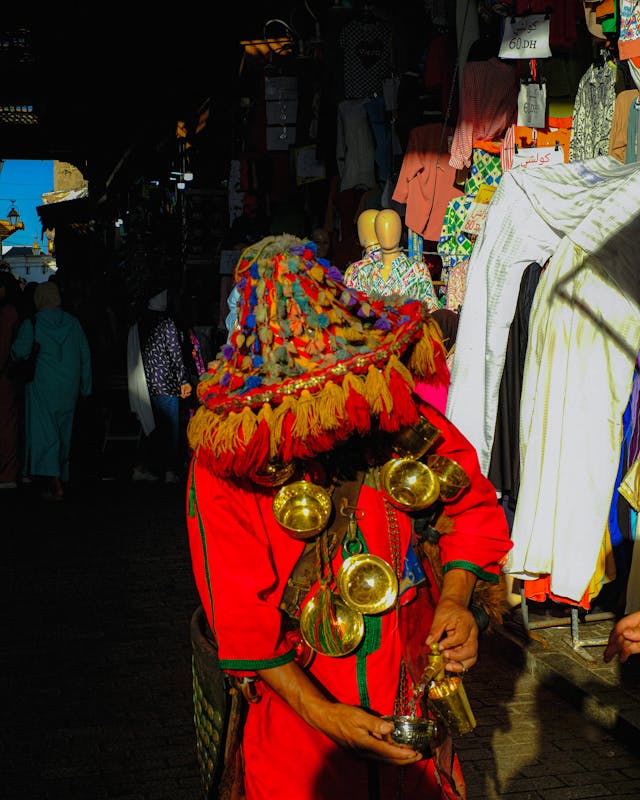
[188,459,215,623]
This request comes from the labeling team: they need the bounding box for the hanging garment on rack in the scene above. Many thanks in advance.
[487,261,543,508]
[336,99,377,192]
[506,171,640,604]
[391,123,462,241]
[448,57,519,171]
[608,88,640,162]
[569,59,617,162]
[447,155,640,477]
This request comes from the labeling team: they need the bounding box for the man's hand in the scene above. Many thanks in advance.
[426,568,479,673]
[257,662,425,763]
[180,382,192,399]
[604,611,640,664]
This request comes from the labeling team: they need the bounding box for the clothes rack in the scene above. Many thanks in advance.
[519,587,615,662]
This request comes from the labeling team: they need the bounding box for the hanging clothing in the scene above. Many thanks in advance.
[447,155,640,476]
[127,323,155,437]
[506,170,640,603]
[608,88,640,163]
[487,261,543,507]
[448,57,519,171]
[392,123,463,241]
[569,60,617,162]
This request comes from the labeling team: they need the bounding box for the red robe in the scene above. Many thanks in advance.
[186,403,512,800]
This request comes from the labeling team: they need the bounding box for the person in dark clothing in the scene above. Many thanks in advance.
[133,289,192,484]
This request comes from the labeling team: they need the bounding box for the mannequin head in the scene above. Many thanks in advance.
[357,209,380,254]
[374,209,402,255]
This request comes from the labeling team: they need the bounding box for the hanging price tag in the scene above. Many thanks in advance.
[517,81,547,128]
[499,15,552,60]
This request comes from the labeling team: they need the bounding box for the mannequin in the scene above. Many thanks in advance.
[374,208,403,282]
[345,209,438,310]
[357,208,381,257]
[344,209,382,287]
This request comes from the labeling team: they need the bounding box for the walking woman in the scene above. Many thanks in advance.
[11,281,92,501]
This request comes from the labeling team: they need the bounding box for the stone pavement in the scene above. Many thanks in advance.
[3,469,640,800]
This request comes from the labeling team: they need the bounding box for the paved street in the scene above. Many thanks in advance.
[3,468,640,800]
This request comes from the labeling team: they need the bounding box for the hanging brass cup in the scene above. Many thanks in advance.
[336,553,398,615]
[250,459,296,487]
[425,455,470,502]
[379,458,440,511]
[299,585,365,657]
[393,416,442,459]
[272,480,333,540]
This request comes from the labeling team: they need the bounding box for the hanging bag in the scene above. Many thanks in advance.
[7,318,39,383]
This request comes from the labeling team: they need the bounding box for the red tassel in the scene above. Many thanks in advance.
[379,370,420,431]
[232,420,270,476]
[344,388,373,434]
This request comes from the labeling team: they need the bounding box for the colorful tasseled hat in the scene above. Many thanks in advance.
[187,234,449,479]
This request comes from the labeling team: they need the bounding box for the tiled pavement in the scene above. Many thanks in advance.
[3,464,640,799]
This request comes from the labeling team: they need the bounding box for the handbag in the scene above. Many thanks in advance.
[7,318,39,383]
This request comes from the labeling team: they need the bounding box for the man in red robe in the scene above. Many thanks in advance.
[186,234,512,800]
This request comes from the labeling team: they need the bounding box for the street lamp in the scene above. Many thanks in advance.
[7,201,21,229]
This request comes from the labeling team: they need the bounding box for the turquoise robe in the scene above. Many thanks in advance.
[11,306,92,481]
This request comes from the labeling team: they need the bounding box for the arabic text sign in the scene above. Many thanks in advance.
[499,15,552,60]
[512,147,565,170]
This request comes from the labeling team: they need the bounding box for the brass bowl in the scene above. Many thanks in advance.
[379,458,440,511]
[299,587,365,657]
[381,715,442,754]
[250,459,296,487]
[337,553,398,615]
[426,455,470,502]
[272,480,332,539]
[393,416,442,459]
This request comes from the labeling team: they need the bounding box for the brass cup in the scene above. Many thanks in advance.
[425,455,470,502]
[250,459,296,487]
[337,553,398,615]
[272,480,332,540]
[381,715,443,754]
[299,586,365,657]
[379,458,440,511]
[393,416,442,459]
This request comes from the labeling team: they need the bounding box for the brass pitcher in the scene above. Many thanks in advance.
[422,643,476,737]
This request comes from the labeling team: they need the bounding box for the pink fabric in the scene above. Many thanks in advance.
[392,123,463,240]
[414,379,448,414]
[449,58,519,171]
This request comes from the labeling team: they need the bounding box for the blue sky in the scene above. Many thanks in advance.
[0,159,54,250]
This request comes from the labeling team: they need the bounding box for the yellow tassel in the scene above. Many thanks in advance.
[343,371,366,397]
[291,389,320,439]
[387,354,415,390]
[187,405,215,452]
[314,381,345,430]
[364,365,393,415]
[407,323,437,378]
[212,410,246,455]
[239,405,258,447]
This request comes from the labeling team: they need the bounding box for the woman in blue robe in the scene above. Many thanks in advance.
[11,281,92,501]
